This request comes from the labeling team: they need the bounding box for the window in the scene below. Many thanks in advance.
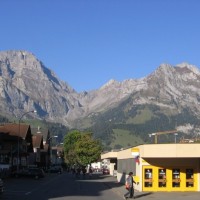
[186,169,194,187]
[144,168,153,187]
[158,169,166,187]
[172,169,180,187]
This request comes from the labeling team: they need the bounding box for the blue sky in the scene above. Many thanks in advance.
[0,0,200,92]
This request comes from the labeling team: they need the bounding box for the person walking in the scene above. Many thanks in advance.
[123,172,136,199]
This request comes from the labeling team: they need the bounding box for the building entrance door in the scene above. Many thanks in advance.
[184,168,197,191]
[143,167,153,191]
[143,166,197,192]
[171,168,181,191]
[158,168,167,189]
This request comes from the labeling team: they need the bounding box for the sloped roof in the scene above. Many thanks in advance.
[41,143,49,152]
[0,123,30,139]
[31,127,50,142]
[32,134,44,149]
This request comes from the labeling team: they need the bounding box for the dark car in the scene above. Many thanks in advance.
[13,168,45,179]
[0,178,4,194]
[48,166,63,174]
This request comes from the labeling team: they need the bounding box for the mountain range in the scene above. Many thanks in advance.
[1,50,200,148]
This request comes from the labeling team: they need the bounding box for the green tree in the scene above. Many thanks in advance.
[63,130,102,166]
[75,132,102,166]
[63,130,81,165]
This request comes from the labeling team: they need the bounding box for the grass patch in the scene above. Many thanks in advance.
[110,129,144,149]
[127,107,154,124]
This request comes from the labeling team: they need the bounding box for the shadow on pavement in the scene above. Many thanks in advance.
[2,173,154,200]
[135,192,153,199]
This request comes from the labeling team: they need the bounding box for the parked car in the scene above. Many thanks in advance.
[102,168,110,175]
[0,178,4,194]
[48,165,63,174]
[92,168,103,174]
[13,168,45,179]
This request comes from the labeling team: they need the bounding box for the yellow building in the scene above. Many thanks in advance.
[101,144,200,192]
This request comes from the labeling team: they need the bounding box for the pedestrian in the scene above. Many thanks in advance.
[89,167,93,177]
[123,172,136,199]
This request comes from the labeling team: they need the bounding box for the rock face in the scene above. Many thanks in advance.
[0,50,82,126]
[1,50,200,131]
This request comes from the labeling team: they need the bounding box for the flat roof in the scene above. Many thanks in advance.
[139,143,200,158]
[101,143,200,160]
[101,151,118,159]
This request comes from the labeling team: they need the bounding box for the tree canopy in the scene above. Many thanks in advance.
[63,130,102,167]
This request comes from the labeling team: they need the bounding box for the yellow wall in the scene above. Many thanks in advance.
[101,144,200,192]
[142,165,198,192]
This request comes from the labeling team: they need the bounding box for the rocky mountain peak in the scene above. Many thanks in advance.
[0,50,80,125]
[1,50,200,134]
[100,79,120,90]
[176,62,200,76]
[147,64,176,85]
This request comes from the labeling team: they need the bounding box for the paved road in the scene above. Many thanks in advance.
[1,173,200,200]
[1,172,122,200]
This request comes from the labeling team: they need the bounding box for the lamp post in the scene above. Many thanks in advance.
[149,133,156,144]
[48,136,58,166]
[174,133,178,143]
[17,110,37,172]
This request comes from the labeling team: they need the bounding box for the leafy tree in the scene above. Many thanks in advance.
[63,130,81,165]
[75,132,102,166]
[63,130,102,167]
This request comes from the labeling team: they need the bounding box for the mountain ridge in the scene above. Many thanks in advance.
[1,50,200,143]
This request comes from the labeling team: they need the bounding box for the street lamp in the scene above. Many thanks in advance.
[174,133,178,143]
[17,110,37,172]
[149,133,156,143]
[48,136,58,166]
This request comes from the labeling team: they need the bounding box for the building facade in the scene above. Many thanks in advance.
[101,143,200,192]
[0,124,53,172]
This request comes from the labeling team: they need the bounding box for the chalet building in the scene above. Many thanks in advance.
[0,123,33,171]
[40,128,51,168]
[52,146,64,165]
[0,123,59,173]
[32,133,44,167]
[31,127,51,169]
[0,131,18,166]
[0,124,50,170]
